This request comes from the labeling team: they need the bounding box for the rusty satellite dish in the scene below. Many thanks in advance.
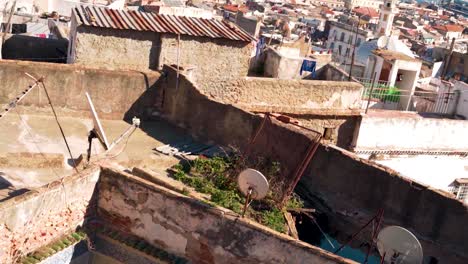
[238,168,269,200]
[377,226,423,264]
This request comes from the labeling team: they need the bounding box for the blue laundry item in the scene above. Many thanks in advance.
[256,37,266,58]
[300,60,316,77]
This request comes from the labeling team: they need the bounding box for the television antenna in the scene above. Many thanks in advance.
[377,36,389,49]
[377,226,423,264]
[237,169,269,217]
[85,92,140,164]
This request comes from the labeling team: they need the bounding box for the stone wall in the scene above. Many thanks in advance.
[354,112,468,152]
[0,167,100,263]
[158,66,468,263]
[0,60,161,119]
[72,26,161,71]
[158,34,252,91]
[98,167,355,264]
[199,76,363,113]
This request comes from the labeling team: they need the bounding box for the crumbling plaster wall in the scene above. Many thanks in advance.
[98,167,355,264]
[158,33,252,91]
[0,167,100,263]
[158,66,468,264]
[0,60,161,119]
[199,77,363,112]
[72,26,161,71]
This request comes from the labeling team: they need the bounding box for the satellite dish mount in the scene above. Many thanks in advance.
[85,92,140,164]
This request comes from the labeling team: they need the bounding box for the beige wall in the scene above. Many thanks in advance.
[202,77,363,112]
[158,34,252,91]
[98,167,356,264]
[72,26,161,71]
[0,60,161,119]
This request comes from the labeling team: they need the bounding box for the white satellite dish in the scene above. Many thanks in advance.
[238,169,269,217]
[377,226,423,264]
[238,169,269,200]
[85,92,110,150]
[377,36,389,49]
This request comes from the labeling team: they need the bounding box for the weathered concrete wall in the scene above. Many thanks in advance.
[0,167,100,263]
[158,66,468,263]
[158,34,252,91]
[354,112,468,152]
[2,34,68,63]
[0,60,161,119]
[72,26,161,71]
[201,76,363,112]
[98,167,355,264]
[263,47,303,79]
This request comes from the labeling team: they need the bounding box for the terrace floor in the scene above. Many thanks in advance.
[0,113,192,201]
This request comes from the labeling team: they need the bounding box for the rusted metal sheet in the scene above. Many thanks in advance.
[73,6,255,42]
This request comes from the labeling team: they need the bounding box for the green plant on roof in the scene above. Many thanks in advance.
[170,154,304,233]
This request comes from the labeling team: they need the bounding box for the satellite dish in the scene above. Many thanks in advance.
[377,226,423,264]
[238,169,269,217]
[377,36,389,49]
[85,92,110,150]
[238,169,269,200]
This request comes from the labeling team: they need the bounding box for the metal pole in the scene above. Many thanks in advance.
[365,72,377,114]
[1,0,16,59]
[441,37,456,79]
[364,209,384,264]
[241,188,252,217]
[334,209,382,254]
[348,15,360,81]
[176,33,180,89]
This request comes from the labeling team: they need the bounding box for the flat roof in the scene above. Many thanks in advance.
[372,49,419,62]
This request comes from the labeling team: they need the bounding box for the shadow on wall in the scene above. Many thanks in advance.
[2,34,68,63]
[123,71,166,122]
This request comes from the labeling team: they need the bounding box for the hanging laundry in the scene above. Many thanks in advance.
[255,37,266,58]
[300,60,316,77]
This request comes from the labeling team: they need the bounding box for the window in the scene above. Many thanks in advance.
[383,14,388,21]
[338,45,342,55]
[459,184,468,200]
[356,38,362,47]
[449,183,468,200]
[340,32,345,42]
[348,35,353,44]
[345,47,350,57]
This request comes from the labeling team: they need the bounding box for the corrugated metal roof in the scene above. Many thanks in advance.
[73,6,255,42]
